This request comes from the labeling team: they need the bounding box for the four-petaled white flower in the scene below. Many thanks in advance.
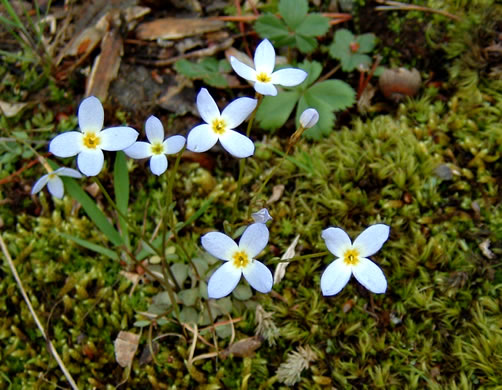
[186,88,257,158]
[320,224,389,296]
[49,96,138,176]
[31,167,82,199]
[251,208,273,224]
[124,115,185,175]
[202,223,273,299]
[230,39,308,96]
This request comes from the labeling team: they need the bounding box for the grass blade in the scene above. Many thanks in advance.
[57,233,119,261]
[114,151,130,248]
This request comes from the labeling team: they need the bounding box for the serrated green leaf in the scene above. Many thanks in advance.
[295,14,330,37]
[329,28,354,63]
[175,58,228,88]
[232,284,253,300]
[343,53,372,72]
[356,33,376,53]
[255,14,290,41]
[296,94,335,140]
[296,34,317,53]
[279,0,308,29]
[298,60,323,87]
[307,79,356,111]
[62,177,124,247]
[174,59,200,78]
[256,91,299,130]
[203,73,228,88]
[114,151,130,248]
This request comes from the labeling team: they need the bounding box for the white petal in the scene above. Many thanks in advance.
[321,227,352,258]
[271,68,308,87]
[320,258,352,296]
[201,232,238,261]
[99,126,138,151]
[163,135,185,155]
[77,149,104,176]
[145,116,164,143]
[254,39,275,74]
[208,261,242,299]
[352,257,387,294]
[47,176,64,198]
[230,56,257,81]
[150,154,168,175]
[31,174,50,195]
[251,208,272,224]
[218,129,254,158]
[239,223,269,258]
[186,124,218,153]
[299,108,319,129]
[254,81,277,96]
[353,224,390,257]
[124,142,152,159]
[55,167,83,178]
[221,97,257,129]
[78,96,104,132]
[242,260,273,293]
[197,88,220,124]
[49,132,83,157]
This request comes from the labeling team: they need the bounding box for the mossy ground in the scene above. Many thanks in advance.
[1,1,502,389]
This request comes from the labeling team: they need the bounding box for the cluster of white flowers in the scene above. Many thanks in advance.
[33,39,389,301]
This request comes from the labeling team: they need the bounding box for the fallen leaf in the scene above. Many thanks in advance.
[273,235,300,285]
[136,18,224,40]
[479,239,495,259]
[219,336,262,359]
[114,331,140,368]
[0,101,28,117]
[267,184,285,204]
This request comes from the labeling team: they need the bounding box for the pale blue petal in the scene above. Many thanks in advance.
[239,223,269,258]
[49,132,83,157]
[219,129,254,158]
[230,56,257,81]
[208,261,242,299]
[186,124,218,153]
[197,88,220,124]
[254,39,275,74]
[145,115,164,143]
[150,154,168,175]
[47,175,64,198]
[163,135,185,155]
[31,174,50,195]
[78,96,104,132]
[352,257,387,293]
[320,258,352,296]
[124,142,152,159]
[99,126,138,151]
[221,97,257,129]
[271,68,308,87]
[254,81,277,96]
[77,148,104,176]
[55,167,83,178]
[201,232,238,261]
[321,227,352,258]
[242,260,273,293]
[353,224,390,258]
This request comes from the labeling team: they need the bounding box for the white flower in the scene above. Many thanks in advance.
[124,116,185,175]
[230,39,308,96]
[299,108,319,129]
[320,224,389,296]
[49,96,139,176]
[251,208,273,224]
[186,88,257,158]
[31,167,82,199]
[202,223,273,299]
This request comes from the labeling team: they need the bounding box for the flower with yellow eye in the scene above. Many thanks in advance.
[31,167,82,199]
[124,115,185,175]
[320,224,389,296]
[186,88,257,158]
[202,223,273,299]
[230,39,308,96]
[49,96,138,176]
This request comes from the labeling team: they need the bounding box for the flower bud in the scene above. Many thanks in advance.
[251,208,272,224]
[299,108,319,129]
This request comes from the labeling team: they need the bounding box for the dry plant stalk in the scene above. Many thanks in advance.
[276,345,317,386]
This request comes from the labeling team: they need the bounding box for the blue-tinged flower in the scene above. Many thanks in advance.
[31,167,82,199]
[299,108,319,129]
[202,223,273,299]
[251,208,273,224]
[320,224,389,296]
[124,115,185,175]
[49,96,138,176]
[230,39,308,96]
[186,88,257,158]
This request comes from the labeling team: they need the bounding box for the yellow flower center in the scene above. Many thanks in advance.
[256,72,271,83]
[82,132,101,149]
[211,118,227,134]
[232,250,249,268]
[343,248,360,266]
[151,142,164,155]
[48,173,56,179]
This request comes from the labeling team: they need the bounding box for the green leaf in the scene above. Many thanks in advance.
[279,0,308,29]
[57,233,119,261]
[232,284,253,300]
[356,33,376,53]
[114,151,130,248]
[256,91,300,130]
[255,14,290,41]
[178,288,199,306]
[62,177,124,247]
[306,79,356,111]
[298,60,323,87]
[174,58,228,88]
[329,28,354,61]
[344,53,372,71]
[295,34,317,53]
[296,94,335,140]
[295,14,330,37]
[180,307,198,323]
[171,263,189,287]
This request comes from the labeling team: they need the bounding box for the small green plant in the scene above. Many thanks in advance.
[329,28,376,72]
[255,0,330,53]
[174,58,231,88]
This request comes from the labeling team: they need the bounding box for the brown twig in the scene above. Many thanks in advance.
[375,0,460,21]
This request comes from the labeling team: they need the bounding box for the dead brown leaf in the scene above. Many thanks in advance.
[114,331,140,368]
[219,336,262,359]
[136,18,224,40]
